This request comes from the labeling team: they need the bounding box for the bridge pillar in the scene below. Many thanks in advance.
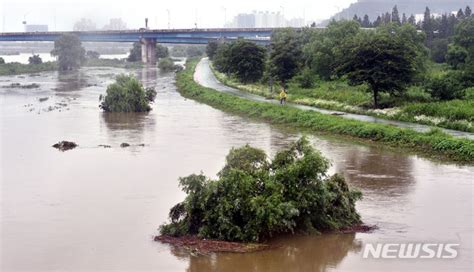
[140,38,156,65]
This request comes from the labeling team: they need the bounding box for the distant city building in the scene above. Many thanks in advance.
[235,13,256,28]
[24,24,48,32]
[227,11,307,28]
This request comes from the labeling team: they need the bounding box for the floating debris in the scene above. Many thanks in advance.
[2,83,40,89]
[52,141,78,151]
[38,97,49,102]
[120,143,130,148]
[98,144,111,148]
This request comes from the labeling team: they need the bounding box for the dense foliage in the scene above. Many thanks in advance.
[161,137,362,242]
[100,74,153,112]
[28,54,43,65]
[269,29,305,83]
[158,58,176,72]
[213,40,266,83]
[176,60,474,162]
[51,34,86,71]
[0,57,5,64]
[336,25,421,108]
[206,40,219,60]
[127,42,142,62]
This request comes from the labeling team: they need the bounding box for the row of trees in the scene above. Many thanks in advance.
[208,15,474,108]
[351,5,473,63]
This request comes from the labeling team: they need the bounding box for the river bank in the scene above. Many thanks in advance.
[0,58,141,76]
[177,59,474,163]
[211,63,474,133]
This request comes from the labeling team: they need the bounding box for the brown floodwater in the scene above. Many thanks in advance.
[0,65,472,272]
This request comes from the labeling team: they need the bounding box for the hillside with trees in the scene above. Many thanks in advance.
[331,0,471,23]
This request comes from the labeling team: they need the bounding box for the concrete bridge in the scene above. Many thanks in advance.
[0,28,276,64]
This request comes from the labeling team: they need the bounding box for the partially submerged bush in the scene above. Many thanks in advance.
[100,74,152,112]
[28,54,43,65]
[158,57,176,72]
[160,137,362,242]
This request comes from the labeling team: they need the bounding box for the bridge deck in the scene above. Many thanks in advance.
[0,28,285,44]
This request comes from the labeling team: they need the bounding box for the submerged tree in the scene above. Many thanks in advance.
[127,42,142,62]
[160,137,362,242]
[28,54,43,65]
[100,74,153,112]
[51,34,86,71]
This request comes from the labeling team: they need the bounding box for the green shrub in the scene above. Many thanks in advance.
[100,74,152,112]
[158,58,175,72]
[464,87,474,100]
[293,67,317,88]
[145,87,157,102]
[160,137,362,242]
[426,72,466,100]
[28,54,43,65]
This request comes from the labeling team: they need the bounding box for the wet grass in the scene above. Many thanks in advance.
[0,62,57,76]
[177,59,474,163]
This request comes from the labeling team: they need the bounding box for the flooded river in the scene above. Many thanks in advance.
[0,64,473,271]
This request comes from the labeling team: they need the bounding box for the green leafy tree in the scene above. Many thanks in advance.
[213,43,231,74]
[160,137,362,242]
[269,28,304,83]
[422,7,434,42]
[100,74,152,112]
[158,57,175,72]
[156,44,169,59]
[391,5,401,25]
[0,57,4,64]
[362,15,371,28]
[51,34,86,71]
[127,42,142,62]
[28,54,43,65]
[206,40,219,60]
[466,6,472,17]
[336,30,419,108]
[427,72,466,100]
[303,20,360,80]
[446,44,468,69]
[430,39,449,63]
[214,40,266,83]
[229,40,266,83]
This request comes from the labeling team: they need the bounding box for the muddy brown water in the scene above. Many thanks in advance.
[0,65,472,271]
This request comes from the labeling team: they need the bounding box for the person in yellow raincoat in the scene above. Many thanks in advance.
[279,86,288,105]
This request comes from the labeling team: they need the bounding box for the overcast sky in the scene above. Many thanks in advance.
[0,0,357,32]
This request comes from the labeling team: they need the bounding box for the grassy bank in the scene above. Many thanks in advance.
[0,59,142,76]
[211,64,474,133]
[177,59,474,163]
[84,58,142,69]
[0,62,57,76]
